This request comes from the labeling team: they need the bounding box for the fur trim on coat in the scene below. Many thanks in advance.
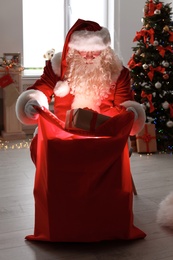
[121,100,146,136]
[15,89,48,125]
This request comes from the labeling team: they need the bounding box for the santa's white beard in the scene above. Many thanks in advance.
[65,51,113,112]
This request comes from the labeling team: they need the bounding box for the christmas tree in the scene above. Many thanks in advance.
[128,0,173,153]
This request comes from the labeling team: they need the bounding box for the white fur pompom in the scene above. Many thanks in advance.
[54,81,70,97]
[51,52,62,76]
[157,192,173,229]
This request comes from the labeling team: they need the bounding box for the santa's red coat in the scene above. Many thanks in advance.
[27,60,134,121]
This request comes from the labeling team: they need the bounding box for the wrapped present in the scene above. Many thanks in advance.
[65,108,110,133]
[136,123,157,153]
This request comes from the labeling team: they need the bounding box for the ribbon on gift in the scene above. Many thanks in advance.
[157,46,173,57]
[90,111,98,132]
[69,108,98,133]
[147,66,165,81]
[67,109,74,130]
[141,91,155,113]
[136,124,156,153]
[0,73,13,88]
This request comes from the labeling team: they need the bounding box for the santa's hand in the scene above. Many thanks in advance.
[126,107,138,121]
[24,99,41,120]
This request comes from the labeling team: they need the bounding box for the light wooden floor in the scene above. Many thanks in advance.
[0,139,173,260]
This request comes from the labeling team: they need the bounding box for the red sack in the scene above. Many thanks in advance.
[26,108,146,242]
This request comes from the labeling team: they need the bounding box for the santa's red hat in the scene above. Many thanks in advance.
[61,19,111,79]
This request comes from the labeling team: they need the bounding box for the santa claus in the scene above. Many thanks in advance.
[16,19,145,154]
[15,19,147,242]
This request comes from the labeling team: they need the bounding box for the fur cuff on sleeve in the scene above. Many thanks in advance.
[121,100,146,136]
[15,89,48,125]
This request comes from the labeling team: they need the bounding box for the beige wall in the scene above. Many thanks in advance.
[0,0,23,57]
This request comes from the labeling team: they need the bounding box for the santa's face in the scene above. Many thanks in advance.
[78,51,102,64]
[63,47,122,111]
[64,49,112,111]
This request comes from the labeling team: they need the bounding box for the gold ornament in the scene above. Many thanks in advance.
[135,49,141,55]
[140,53,145,58]
[163,25,169,32]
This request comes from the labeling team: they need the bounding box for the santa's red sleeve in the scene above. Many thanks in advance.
[15,60,60,125]
[27,60,60,102]
[114,66,133,105]
[115,67,146,136]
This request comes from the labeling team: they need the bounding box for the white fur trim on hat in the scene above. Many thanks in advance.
[54,80,70,97]
[15,89,48,125]
[68,27,111,51]
[121,100,146,136]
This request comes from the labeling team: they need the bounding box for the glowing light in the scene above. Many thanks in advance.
[0,139,31,150]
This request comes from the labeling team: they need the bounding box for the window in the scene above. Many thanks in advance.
[22,0,64,75]
[22,0,114,76]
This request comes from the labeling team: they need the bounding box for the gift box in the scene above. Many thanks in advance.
[65,108,110,133]
[136,123,157,153]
